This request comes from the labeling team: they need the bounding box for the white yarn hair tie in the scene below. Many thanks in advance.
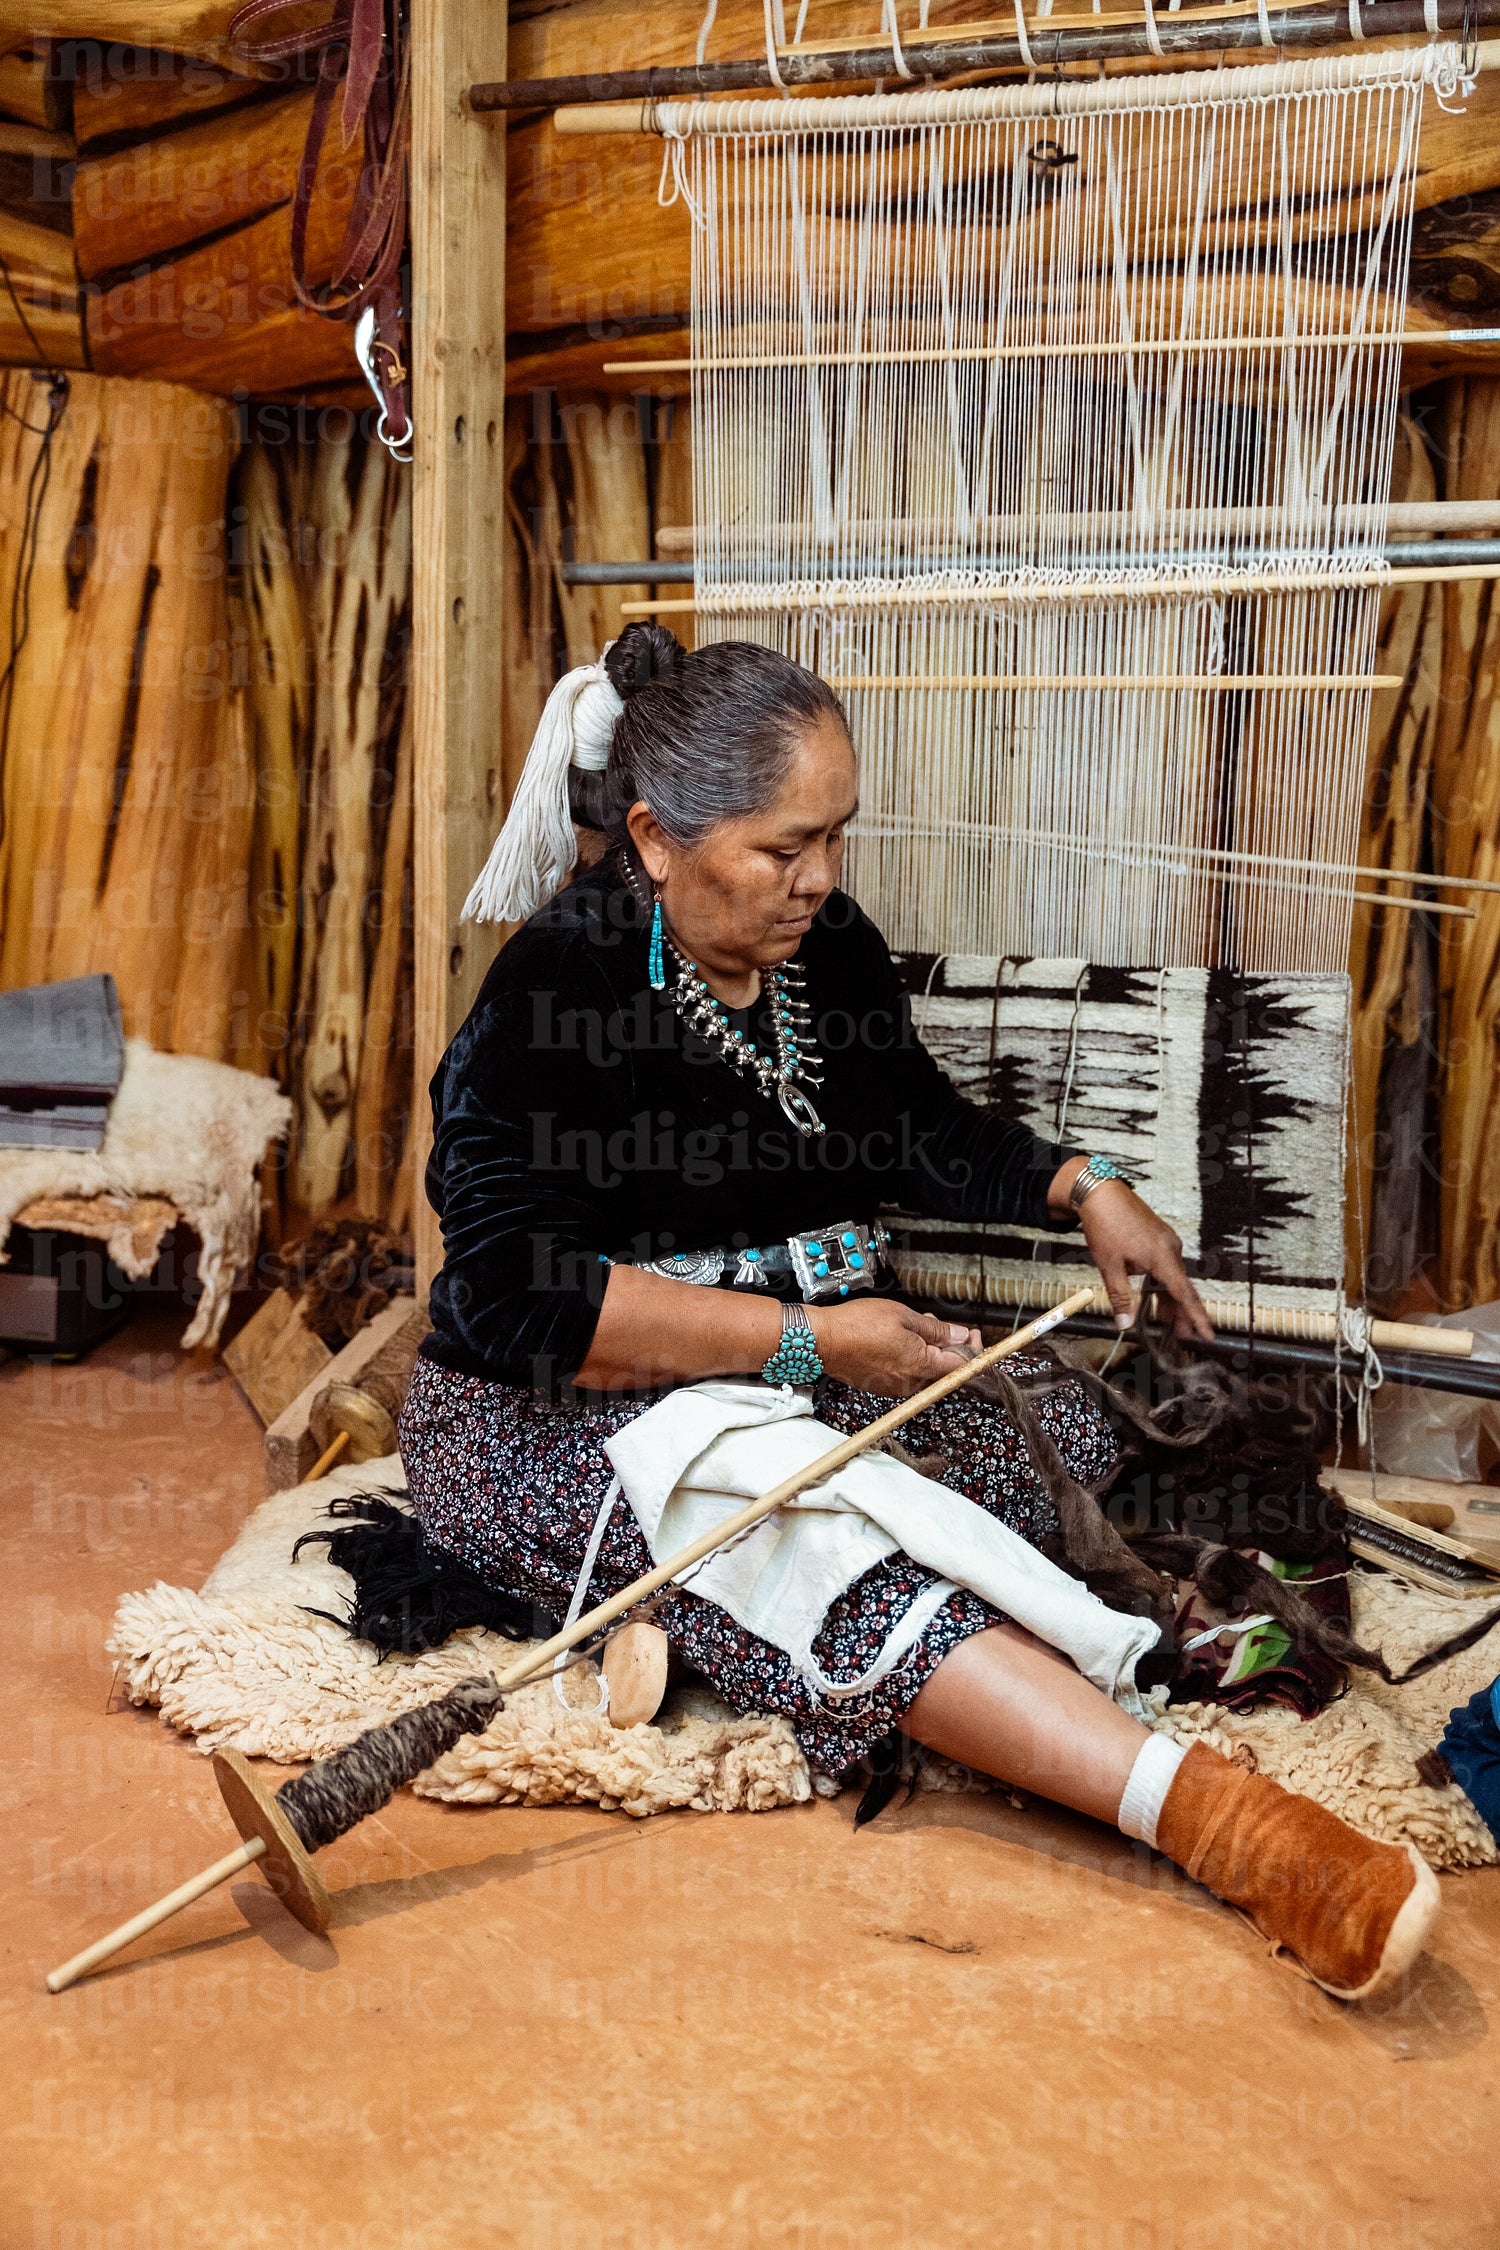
[461,660,625,927]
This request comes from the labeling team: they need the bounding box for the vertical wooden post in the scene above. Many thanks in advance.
[410,0,509,1291]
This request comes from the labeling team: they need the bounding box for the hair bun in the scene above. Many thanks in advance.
[605,621,687,703]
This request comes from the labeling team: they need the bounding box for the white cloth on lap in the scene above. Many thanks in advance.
[606,1379,1160,1713]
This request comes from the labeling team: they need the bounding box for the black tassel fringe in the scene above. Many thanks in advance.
[293,1494,553,1655]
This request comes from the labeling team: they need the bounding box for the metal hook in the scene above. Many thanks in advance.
[355,304,413,464]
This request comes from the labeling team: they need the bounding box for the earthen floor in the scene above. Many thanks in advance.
[5,1306,1499,2248]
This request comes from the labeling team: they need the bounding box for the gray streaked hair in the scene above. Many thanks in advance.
[566,621,849,845]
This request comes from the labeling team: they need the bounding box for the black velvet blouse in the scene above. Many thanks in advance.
[423,862,1075,1393]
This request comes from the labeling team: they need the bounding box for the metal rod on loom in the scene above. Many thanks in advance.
[479,0,1500,109]
[654,506,1500,556]
[569,545,1500,584]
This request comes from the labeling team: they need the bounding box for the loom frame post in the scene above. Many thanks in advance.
[409,0,510,1300]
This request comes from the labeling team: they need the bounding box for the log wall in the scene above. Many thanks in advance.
[233,419,414,1231]
[1428,380,1500,1306]
[0,370,415,1230]
[1268,374,1500,1313]
[0,370,252,1059]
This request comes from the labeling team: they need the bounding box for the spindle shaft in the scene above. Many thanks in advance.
[302,1428,351,1483]
[46,1838,267,1994]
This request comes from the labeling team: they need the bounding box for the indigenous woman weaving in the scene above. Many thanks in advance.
[403,622,1439,2001]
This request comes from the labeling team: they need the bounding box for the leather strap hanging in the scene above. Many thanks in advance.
[228,0,412,457]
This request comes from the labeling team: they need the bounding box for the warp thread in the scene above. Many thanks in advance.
[274,1676,502,1853]
[680,57,1429,974]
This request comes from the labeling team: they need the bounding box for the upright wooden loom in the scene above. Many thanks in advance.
[574,38,1486,1351]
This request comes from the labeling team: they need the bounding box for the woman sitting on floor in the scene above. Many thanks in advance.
[401,621,1438,2001]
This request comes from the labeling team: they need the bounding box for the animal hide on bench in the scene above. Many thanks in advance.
[0,1039,291,1348]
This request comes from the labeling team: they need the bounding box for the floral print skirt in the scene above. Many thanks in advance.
[397,1351,1120,1777]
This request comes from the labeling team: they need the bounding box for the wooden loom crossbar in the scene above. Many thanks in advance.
[606,331,1500,376]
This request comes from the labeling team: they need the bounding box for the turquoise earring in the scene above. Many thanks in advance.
[648,892,665,990]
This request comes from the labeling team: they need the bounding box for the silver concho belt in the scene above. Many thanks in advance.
[634,1217,891,1304]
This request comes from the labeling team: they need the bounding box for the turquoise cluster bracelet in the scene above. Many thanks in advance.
[762,1303,823,1386]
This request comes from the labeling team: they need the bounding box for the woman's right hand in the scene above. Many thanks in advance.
[810,1299,978,1398]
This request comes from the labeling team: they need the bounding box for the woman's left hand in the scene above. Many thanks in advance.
[1049,1164,1214,1342]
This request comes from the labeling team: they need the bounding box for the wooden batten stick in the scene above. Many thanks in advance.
[604,331,1500,376]
[1348,893,1471,918]
[1389,565,1500,587]
[621,564,1500,618]
[45,1291,1095,1993]
[896,1273,1477,1359]
[829,673,1403,691]
[1354,866,1500,897]
[873,815,1485,911]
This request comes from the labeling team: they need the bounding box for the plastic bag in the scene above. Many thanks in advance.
[1370,1300,1500,1484]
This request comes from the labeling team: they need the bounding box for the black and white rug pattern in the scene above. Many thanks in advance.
[888,954,1350,1308]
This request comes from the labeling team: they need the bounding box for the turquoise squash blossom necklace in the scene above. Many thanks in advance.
[665,938,827,1139]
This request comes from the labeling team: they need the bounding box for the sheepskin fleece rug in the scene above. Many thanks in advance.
[0,1039,290,1349]
[110,1458,1500,1860]
[110,1457,813,1819]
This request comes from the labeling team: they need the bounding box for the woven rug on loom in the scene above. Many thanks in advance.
[110,1458,1500,1865]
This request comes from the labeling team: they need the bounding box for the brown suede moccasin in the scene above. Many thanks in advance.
[1155,1741,1441,2001]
